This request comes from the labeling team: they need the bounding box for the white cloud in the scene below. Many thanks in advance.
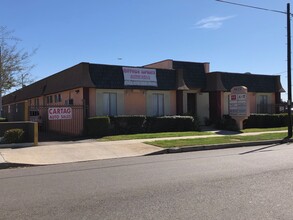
[195,15,235,30]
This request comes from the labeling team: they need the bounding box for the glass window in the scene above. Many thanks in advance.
[34,98,39,107]
[259,95,268,113]
[47,96,53,104]
[152,93,164,116]
[103,93,117,116]
[54,94,62,103]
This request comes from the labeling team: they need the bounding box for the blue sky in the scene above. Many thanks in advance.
[1,0,293,100]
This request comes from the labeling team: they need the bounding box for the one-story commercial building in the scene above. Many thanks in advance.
[2,59,285,135]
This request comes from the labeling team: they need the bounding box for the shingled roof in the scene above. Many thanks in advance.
[3,62,284,105]
[144,60,208,90]
[206,72,285,93]
[172,61,207,90]
[3,62,177,104]
[3,63,95,104]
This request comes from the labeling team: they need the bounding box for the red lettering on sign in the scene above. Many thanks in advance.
[48,107,72,120]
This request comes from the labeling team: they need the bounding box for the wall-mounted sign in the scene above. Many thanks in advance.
[122,67,157,87]
[48,107,72,120]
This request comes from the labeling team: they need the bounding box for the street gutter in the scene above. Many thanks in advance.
[147,138,293,155]
[0,133,292,169]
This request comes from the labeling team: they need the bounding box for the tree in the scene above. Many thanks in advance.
[0,26,35,117]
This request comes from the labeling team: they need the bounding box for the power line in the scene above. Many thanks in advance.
[215,0,288,15]
[216,0,293,138]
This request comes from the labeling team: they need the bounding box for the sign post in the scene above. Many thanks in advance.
[229,86,250,130]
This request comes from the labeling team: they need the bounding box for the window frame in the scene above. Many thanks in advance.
[152,93,164,116]
[103,92,117,116]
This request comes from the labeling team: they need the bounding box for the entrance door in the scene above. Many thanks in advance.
[259,95,268,113]
[187,93,197,115]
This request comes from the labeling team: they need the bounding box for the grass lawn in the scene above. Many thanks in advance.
[98,131,213,141]
[98,126,288,141]
[145,132,288,148]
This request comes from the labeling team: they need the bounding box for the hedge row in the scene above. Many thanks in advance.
[214,114,291,131]
[243,114,288,129]
[85,115,200,137]
[85,116,111,137]
[215,114,290,131]
[0,118,7,122]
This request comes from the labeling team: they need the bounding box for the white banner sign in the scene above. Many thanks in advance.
[122,67,157,87]
[48,107,72,120]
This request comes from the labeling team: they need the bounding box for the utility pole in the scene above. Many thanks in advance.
[287,3,292,138]
[216,0,292,138]
[0,46,2,117]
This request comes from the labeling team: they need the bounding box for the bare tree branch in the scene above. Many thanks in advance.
[0,26,36,116]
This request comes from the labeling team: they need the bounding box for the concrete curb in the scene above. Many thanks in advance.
[1,138,292,169]
[146,139,293,155]
[0,143,35,149]
[0,162,35,169]
[0,149,36,169]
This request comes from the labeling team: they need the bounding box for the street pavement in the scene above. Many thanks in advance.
[2,142,293,219]
[0,130,288,167]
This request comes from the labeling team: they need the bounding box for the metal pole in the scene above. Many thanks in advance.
[287,3,292,138]
[0,46,2,117]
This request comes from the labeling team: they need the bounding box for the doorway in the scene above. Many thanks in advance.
[187,93,197,115]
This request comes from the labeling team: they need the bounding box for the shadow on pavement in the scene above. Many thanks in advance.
[239,142,287,155]
[38,132,89,142]
[215,130,242,135]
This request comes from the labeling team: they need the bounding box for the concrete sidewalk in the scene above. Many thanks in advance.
[0,130,289,168]
[0,140,162,166]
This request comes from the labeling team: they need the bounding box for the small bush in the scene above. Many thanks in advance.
[216,115,239,131]
[110,115,146,134]
[85,116,111,137]
[146,116,198,133]
[2,129,25,144]
[243,114,288,129]
[204,117,213,126]
[193,116,201,131]
[86,115,201,137]
[0,118,7,122]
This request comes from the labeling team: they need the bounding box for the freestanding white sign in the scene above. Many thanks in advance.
[229,86,250,129]
[122,67,157,87]
[48,107,72,120]
[229,94,248,116]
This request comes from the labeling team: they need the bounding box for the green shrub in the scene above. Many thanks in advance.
[0,118,7,122]
[86,115,201,137]
[243,114,288,128]
[85,116,111,137]
[3,129,24,144]
[216,115,239,131]
[146,116,198,133]
[204,117,213,126]
[193,116,201,131]
[110,115,146,134]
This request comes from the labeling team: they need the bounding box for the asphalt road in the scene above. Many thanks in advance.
[1,143,293,220]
